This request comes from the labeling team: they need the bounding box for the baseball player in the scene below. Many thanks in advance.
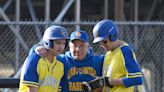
[82,19,143,92]
[18,25,69,92]
[34,30,104,92]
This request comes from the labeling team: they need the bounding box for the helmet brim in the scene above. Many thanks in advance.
[48,37,69,40]
[70,38,88,43]
[93,37,106,43]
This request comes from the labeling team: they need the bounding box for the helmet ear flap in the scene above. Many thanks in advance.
[109,34,117,41]
[43,40,54,49]
[63,39,69,52]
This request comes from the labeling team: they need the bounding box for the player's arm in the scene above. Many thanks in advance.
[29,41,48,58]
[58,73,68,92]
[58,77,64,92]
[32,42,49,58]
[28,86,38,92]
[20,48,40,91]
[121,46,143,87]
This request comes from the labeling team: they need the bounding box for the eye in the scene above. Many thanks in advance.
[102,40,107,44]
[100,40,108,44]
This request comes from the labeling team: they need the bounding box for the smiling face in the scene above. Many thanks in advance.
[69,39,89,61]
[51,39,67,56]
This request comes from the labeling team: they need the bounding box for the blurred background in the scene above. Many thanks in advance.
[0,0,164,92]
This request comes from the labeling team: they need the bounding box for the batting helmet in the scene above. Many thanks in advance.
[42,25,69,49]
[93,19,118,43]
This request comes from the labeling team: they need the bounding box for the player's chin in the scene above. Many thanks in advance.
[105,47,111,51]
[101,46,108,51]
[55,51,62,55]
[74,56,84,61]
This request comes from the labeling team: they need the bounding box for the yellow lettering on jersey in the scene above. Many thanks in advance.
[79,67,96,75]
[69,82,82,91]
[39,76,59,88]
[68,67,96,79]
[68,67,78,79]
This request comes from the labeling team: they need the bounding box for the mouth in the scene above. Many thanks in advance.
[74,53,82,58]
[58,50,62,52]
[57,49,63,52]
[74,53,80,56]
[55,50,62,54]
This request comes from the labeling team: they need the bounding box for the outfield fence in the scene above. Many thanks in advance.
[0,21,163,92]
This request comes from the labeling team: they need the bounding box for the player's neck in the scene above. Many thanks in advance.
[111,40,125,51]
[47,51,55,63]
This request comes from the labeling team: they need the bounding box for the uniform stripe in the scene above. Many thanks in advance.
[128,72,142,75]
[127,75,143,78]
[22,81,39,87]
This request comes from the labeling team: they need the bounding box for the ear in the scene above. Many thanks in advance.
[86,43,90,48]
[68,42,72,49]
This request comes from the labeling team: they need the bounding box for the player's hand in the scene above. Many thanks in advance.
[82,77,112,91]
[82,81,103,92]
[82,82,92,92]
[92,88,102,92]
[35,46,48,58]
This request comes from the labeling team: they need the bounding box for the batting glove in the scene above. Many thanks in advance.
[82,77,113,91]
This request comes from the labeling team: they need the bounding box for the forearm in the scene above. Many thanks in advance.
[109,76,143,87]
[109,78,124,86]
[93,88,102,92]
[82,76,143,91]
[122,77,143,87]
[28,86,38,92]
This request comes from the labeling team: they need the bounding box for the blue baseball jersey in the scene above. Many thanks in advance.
[57,49,104,92]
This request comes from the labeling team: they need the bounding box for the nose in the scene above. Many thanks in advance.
[75,47,80,51]
[57,44,64,51]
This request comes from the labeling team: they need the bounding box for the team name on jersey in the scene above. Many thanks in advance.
[68,67,96,79]
[69,82,83,91]
[39,76,59,88]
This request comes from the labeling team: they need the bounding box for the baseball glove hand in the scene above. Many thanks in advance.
[82,77,113,92]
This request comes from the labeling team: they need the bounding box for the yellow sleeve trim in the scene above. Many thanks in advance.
[22,81,39,87]
[128,72,142,75]
[127,72,142,78]
[127,75,143,78]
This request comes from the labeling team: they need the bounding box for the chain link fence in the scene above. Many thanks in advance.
[0,21,163,92]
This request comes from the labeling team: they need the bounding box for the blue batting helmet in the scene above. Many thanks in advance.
[93,19,118,43]
[42,25,69,49]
